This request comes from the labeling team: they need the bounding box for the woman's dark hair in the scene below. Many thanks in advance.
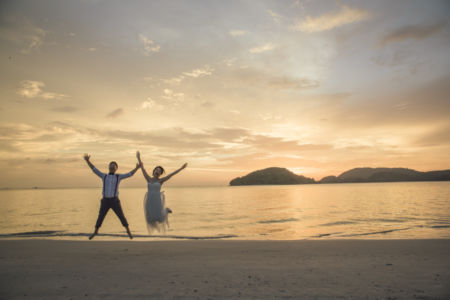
[153,166,165,174]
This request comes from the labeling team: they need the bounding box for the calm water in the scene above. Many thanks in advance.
[1,182,449,240]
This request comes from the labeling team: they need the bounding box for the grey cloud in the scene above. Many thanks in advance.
[246,135,333,152]
[379,22,446,47]
[325,74,450,128]
[0,140,21,152]
[0,124,39,139]
[106,108,124,119]
[103,129,217,150]
[0,156,80,166]
[0,123,77,146]
[214,152,319,170]
[268,76,320,90]
[372,49,412,67]
[210,127,249,141]
[0,124,71,154]
[32,133,74,142]
[42,157,79,164]
[47,121,83,130]
[415,124,450,147]
[17,122,214,151]
[51,106,78,113]
[0,121,335,163]
[89,125,332,154]
[102,127,252,150]
[200,101,214,108]
[230,68,320,90]
[0,16,47,54]
[215,152,268,166]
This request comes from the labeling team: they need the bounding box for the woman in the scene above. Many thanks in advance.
[136,151,187,233]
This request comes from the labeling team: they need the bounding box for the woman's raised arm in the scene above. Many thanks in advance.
[136,151,151,182]
[160,163,188,183]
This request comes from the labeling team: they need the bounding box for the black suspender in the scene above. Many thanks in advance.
[103,174,120,198]
[113,174,119,198]
[102,175,106,196]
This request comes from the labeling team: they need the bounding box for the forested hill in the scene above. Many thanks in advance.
[319,167,450,183]
[229,167,315,186]
[229,167,450,186]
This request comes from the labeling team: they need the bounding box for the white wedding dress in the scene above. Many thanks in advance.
[143,181,170,233]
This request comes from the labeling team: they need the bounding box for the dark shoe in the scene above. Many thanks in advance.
[126,227,133,239]
[89,229,98,240]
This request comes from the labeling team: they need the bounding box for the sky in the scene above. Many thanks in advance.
[0,0,449,188]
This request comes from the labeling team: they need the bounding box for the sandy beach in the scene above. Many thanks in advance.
[0,239,449,299]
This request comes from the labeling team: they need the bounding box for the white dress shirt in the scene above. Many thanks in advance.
[92,167,133,198]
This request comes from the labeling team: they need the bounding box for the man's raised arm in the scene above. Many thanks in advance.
[84,153,104,178]
[119,163,141,180]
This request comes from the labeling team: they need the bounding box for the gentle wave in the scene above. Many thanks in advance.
[371,219,406,223]
[0,230,238,240]
[313,224,450,238]
[313,232,343,238]
[338,227,412,237]
[316,218,411,228]
[353,218,407,223]
[317,221,358,227]
[258,218,299,224]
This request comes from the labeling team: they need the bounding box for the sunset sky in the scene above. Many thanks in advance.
[1,0,449,188]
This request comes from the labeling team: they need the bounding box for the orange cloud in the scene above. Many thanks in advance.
[293,5,370,33]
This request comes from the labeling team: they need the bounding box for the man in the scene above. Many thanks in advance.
[84,153,140,240]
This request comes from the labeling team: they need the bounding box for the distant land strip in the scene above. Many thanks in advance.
[229,167,450,186]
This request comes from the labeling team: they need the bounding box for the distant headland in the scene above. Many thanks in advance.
[229,167,450,186]
[229,167,315,186]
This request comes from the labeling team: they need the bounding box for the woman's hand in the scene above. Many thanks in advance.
[181,163,188,169]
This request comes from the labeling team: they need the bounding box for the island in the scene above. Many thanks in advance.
[318,167,450,183]
[229,167,450,186]
[229,167,315,186]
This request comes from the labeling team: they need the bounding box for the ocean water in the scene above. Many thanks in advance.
[1,182,449,240]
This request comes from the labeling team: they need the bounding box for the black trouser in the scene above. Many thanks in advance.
[95,197,129,228]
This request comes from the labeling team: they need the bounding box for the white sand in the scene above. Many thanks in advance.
[0,239,449,299]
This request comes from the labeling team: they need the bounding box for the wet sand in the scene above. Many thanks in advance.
[0,239,449,299]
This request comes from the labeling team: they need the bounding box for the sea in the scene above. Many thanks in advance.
[1,182,449,240]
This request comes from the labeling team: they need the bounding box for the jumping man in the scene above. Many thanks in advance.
[84,153,140,240]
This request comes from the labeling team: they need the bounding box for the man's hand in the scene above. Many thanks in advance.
[84,153,97,172]
[181,162,188,169]
[136,151,141,160]
[136,163,141,169]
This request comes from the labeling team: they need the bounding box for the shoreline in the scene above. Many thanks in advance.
[1,239,449,299]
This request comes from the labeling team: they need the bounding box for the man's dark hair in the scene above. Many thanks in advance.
[109,161,118,168]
